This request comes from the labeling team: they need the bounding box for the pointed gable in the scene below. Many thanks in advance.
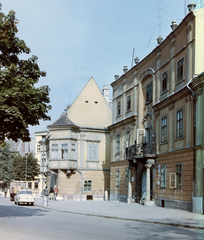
[68,77,112,128]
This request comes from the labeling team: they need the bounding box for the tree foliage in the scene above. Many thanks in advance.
[0,4,51,144]
[12,153,40,181]
[0,143,16,183]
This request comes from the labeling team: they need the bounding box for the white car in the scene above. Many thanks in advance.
[14,189,35,206]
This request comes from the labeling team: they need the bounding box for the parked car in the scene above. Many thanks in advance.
[14,189,35,206]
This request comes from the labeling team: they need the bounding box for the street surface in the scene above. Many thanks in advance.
[1,195,204,240]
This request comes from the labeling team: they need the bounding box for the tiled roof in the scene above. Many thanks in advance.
[51,112,76,126]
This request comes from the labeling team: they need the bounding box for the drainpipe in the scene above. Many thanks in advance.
[76,127,83,201]
[187,78,196,194]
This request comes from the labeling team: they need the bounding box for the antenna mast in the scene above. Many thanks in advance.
[157,0,162,36]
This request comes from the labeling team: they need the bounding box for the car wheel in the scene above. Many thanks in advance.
[31,203,34,206]
[17,201,20,205]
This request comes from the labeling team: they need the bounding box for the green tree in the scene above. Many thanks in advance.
[0,143,16,184]
[12,153,40,181]
[0,4,51,145]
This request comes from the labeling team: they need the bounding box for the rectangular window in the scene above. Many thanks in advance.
[126,131,131,147]
[116,135,120,153]
[61,143,68,159]
[88,142,98,161]
[84,180,92,191]
[37,144,41,153]
[71,143,76,159]
[51,144,58,159]
[117,101,121,116]
[28,182,32,189]
[160,165,166,188]
[162,71,168,91]
[161,117,167,143]
[126,95,131,112]
[176,110,183,138]
[34,182,38,189]
[146,83,152,103]
[170,172,176,188]
[146,126,152,147]
[176,164,182,189]
[116,169,120,187]
[177,58,184,81]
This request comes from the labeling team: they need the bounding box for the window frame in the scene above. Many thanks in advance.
[61,143,68,159]
[161,116,167,143]
[126,95,131,112]
[146,83,152,103]
[176,163,182,189]
[88,142,99,161]
[51,143,59,159]
[84,180,92,192]
[177,58,184,81]
[116,169,120,187]
[116,134,120,154]
[28,182,32,189]
[160,165,166,188]
[116,100,121,116]
[176,109,183,139]
[162,71,168,92]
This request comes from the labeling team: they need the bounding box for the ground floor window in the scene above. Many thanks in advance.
[176,163,182,189]
[125,168,129,187]
[160,165,166,188]
[34,182,38,189]
[84,180,92,192]
[28,182,32,189]
[116,169,120,187]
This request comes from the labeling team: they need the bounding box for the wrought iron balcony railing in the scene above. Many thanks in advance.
[126,139,156,161]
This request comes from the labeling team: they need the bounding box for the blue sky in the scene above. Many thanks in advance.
[0,0,201,137]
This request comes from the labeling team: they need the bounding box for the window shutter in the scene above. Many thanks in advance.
[170,172,176,188]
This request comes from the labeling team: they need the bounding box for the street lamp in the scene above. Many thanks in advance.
[25,153,28,189]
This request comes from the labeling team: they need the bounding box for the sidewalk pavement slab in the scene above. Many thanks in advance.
[34,198,204,230]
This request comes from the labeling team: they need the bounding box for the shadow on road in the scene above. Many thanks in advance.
[0,204,49,218]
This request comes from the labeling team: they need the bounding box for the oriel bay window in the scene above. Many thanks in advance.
[61,143,68,159]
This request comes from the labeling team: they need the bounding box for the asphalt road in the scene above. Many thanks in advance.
[1,196,204,240]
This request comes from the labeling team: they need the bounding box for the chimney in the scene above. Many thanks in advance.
[157,36,163,45]
[123,66,128,73]
[102,85,110,104]
[187,2,196,12]
[114,75,119,80]
[134,57,140,65]
[170,21,177,31]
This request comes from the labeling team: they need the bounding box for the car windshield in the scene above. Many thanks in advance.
[19,191,32,195]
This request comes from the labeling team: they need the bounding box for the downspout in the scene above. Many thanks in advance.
[187,78,196,195]
[76,127,82,201]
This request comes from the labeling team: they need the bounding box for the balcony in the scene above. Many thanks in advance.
[126,139,156,162]
[49,159,77,170]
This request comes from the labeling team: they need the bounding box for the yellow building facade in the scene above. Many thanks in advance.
[47,78,112,201]
[109,5,204,212]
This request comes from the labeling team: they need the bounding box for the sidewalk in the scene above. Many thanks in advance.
[34,198,204,230]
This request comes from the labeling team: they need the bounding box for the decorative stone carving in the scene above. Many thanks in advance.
[168,103,174,111]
